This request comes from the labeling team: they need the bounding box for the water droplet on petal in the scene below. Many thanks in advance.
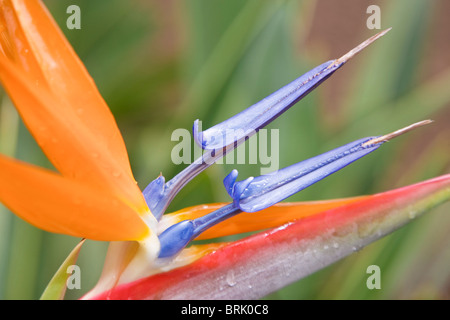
[112,171,121,178]
[226,270,236,287]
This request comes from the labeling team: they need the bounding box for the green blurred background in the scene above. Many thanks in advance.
[0,0,449,300]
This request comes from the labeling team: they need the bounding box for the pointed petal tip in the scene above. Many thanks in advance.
[361,119,433,147]
[329,28,392,68]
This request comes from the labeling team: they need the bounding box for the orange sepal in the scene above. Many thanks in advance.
[0,0,133,178]
[0,53,148,213]
[0,0,147,210]
[0,154,149,241]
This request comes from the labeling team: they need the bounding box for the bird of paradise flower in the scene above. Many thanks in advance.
[0,0,448,300]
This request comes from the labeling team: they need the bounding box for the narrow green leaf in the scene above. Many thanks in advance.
[40,239,85,300]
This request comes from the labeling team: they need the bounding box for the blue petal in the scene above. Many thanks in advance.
[225,137,383,212]
[193,60,342,150]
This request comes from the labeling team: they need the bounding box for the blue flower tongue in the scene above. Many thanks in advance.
[227,137,382,212]
[194,60,339,150]
[193,28,393,152]
[223,119,433,213]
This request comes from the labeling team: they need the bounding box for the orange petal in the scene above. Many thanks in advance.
[0,153,149,241]
[0,52,149,214]
[0,0,132,177]
[0,1,46,80]
[0,0,145,207]
[162,196,368,240]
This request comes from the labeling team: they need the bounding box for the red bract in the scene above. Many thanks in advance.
[0,1,448,300]
[87,174,450,300]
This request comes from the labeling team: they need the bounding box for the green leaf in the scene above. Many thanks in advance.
[40,239,85,300]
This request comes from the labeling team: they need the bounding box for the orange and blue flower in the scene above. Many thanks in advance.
[0,0,448,300]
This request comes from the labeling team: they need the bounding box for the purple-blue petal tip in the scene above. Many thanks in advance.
[194,60,342,151]
[143,175,167,219]
[193,119,205,149]
[228,137,383,213]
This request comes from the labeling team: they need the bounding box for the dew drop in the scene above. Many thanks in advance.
[332,242,339,249]
[112,171,121,178]
[226,270,236,287]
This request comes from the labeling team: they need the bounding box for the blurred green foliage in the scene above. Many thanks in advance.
[0,0,448,299]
